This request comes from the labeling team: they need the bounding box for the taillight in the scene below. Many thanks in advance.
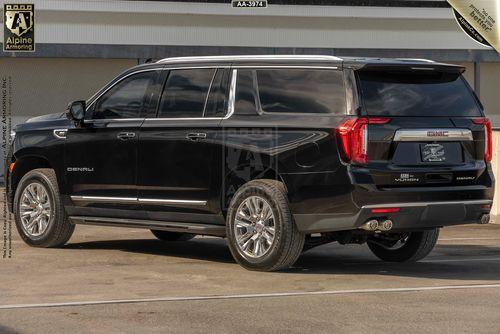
[472,118,492,162]
[336,117,390,164]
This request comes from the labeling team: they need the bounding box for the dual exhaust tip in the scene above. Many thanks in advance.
[360,219,393,232]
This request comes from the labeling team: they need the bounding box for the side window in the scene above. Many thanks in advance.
[158,69,215,118]
[204,69,229,118]
[234,70,259,115]
[92,71,155,119]
[256,69,346,114]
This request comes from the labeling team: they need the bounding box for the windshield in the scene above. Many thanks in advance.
[357,70,482,117]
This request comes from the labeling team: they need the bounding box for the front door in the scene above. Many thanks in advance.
[65,70,160,218]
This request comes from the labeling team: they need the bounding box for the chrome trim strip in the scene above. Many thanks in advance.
[393,129,473,142]
[70,196,137,204]
[363,200,492,209]
[138,198,207,206]
[227,69,237,119]
[156,55,343,64]
[84,118,144,123]
[70,196,207,206]
[53,129,68,139]
[146,117,224,121]
[233,65,339,69]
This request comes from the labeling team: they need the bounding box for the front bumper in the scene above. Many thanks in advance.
[293,199,492,233]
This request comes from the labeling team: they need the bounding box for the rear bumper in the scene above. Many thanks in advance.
[294,199,492,233]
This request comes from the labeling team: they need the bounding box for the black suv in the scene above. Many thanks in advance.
[4,55,494,271]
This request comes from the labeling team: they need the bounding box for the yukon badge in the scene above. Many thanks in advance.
[67,167,94,172]
[395,173,419,183]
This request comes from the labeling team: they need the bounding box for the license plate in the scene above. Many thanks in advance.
[421,143,446,162]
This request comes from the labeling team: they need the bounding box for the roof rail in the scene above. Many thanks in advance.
[395,58,435,63]
[156,55,343,64]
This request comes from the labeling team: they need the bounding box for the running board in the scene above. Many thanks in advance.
[69,216,226,237]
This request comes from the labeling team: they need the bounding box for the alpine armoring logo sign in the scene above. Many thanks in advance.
[3,3,35,52]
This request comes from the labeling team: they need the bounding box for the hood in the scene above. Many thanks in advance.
[26,112,65,123]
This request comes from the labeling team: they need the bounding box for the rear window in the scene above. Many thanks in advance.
[357,70,482,117]
[256,69,346,115]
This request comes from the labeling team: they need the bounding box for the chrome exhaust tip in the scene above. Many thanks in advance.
[360,219,379,231]
[378,219,393,231]
[480,214,490,225]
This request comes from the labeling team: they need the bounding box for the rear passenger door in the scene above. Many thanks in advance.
[137,67,230,223]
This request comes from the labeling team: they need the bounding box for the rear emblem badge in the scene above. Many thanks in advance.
[395,173,419,182]
[422,143,446,162]
[427,130,449,137]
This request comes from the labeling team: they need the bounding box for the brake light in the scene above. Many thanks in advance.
[472,118,492,162]
[370,207,400,214]
[336,117,390,164]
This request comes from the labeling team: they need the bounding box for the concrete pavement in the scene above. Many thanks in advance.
[1,222,500,333]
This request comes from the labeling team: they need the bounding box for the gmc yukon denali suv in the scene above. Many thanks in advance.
[4,55,494,271]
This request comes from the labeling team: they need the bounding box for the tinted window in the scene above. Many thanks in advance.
[93,72,155,119]
[234,70,259,115]
[158,69,215,118]
[256,69,346,114]
[358,70,482,117]
[204,69,229,118]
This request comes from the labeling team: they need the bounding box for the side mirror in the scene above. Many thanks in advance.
[66,100,86,126]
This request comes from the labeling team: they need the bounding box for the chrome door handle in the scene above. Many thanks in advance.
[186,132,207,141]
[117,132,136,140]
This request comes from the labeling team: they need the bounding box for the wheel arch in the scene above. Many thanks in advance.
[10,153,56,210]
[221,162,290,215]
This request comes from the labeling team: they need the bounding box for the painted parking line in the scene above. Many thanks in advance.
[1,284,500,310]
[423,257,500,263]
[439,237,500,241]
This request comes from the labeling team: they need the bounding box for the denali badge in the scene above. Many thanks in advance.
[456,176,475,181]
[67,167,94,172]
[422,143,446,162]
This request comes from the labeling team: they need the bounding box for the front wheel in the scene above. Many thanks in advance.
[367,228,440,262]
[13,168,75,247]
[226,179,305,272]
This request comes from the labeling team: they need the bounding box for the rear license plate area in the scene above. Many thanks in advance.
[419,143,463,164]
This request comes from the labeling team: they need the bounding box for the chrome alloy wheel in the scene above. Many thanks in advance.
[234,196,276,258]
[19,182,52,237]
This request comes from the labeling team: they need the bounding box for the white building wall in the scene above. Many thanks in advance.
[1,0,489,50]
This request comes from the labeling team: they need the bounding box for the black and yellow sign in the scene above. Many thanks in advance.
[3,4,35,52]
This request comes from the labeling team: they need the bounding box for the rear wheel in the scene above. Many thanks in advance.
[226,179,305,271]
[150,230,194,242]
[367,228,439,262]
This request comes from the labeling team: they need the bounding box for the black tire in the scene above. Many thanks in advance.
[150,230,194,242]
[367,228,440,262]
[226,179,305,271]
[13,168,75,247]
